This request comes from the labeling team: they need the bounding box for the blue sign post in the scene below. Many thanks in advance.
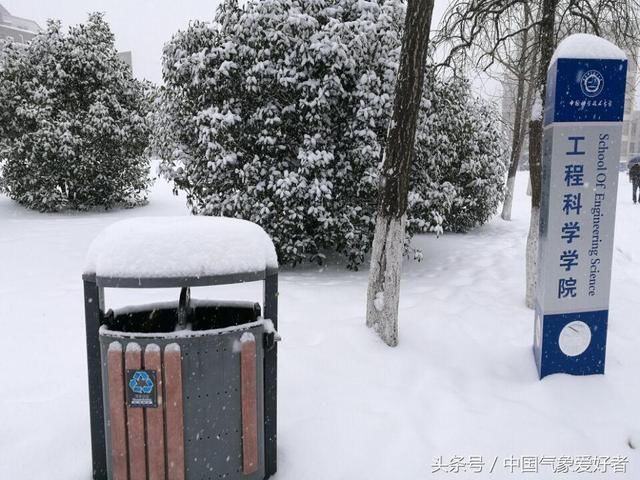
[534,34,627,379]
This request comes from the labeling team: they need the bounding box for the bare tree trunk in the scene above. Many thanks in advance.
[501,15,530,222]
[502,70,536,220]
[501,71,527,221]
[502,3,536,221]
[525,114,543,307]
[525,0,557,308]
[366,0,435,346]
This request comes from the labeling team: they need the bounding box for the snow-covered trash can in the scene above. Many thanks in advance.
[82,217,279,480]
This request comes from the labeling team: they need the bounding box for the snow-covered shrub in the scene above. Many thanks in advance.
[410,74,508,235]
[157,0,403,268]
[157,0,507,268]
[0,14,151,211]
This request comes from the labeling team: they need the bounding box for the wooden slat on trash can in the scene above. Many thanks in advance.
[164,343,185,480]
[107,342,128,480]
[125,343,147,480]
[240,333,258,475]
[144,344,165,480]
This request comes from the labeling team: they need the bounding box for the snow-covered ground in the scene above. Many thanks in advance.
[1,170,639,479]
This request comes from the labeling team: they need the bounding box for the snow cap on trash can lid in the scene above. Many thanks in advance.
[84,216,278,280]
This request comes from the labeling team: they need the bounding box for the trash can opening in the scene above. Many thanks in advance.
[99,296,267,480]
[104,300,262,334]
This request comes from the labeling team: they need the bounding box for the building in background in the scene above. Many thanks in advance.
[0,3,41,45]
[622,110,640,164]
[620,52,640,166]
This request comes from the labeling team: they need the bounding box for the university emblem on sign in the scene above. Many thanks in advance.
[580,70,604,97]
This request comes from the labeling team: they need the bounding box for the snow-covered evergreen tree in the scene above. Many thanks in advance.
[157,0,507,268]
[410,73,508,236]
[0,14,151,211]
[158,0,404,268]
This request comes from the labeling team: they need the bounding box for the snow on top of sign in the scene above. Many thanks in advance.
[84,216,278,279]
[551,33,627,63]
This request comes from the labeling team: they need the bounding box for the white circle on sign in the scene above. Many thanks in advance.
[580,70,604,98]
[559,321,592,357]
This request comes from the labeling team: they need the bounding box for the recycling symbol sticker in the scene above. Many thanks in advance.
[126,370,158,408]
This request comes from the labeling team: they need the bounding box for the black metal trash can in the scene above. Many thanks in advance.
[82,216,279,480]
[99,293,272,480]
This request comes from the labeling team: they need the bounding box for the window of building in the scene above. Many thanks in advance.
[632,142,637,154]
